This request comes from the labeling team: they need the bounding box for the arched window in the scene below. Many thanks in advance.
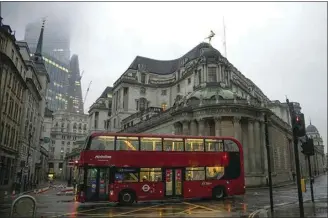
[83,124,87,130]
[61,123,64,128]
[78,123,82,129]
[139,98,147,111]
[73,123,77,129]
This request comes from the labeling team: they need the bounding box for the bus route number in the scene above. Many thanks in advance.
[142,184,150,192]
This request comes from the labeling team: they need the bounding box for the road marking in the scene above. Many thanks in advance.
[183,201,220,212]
[276,195,297,199]
[178,206,199,214]
[111,203,167,217]
[51,206,110,217]
[248,209,258,218]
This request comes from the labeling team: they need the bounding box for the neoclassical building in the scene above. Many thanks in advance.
[110,42,301,186]
[48,110,88,179]
[88,86,113,133]
[305,122,326,176]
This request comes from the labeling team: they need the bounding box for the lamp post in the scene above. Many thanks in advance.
[25,132,33,191]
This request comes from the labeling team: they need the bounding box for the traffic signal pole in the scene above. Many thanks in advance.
[287,98,305,218]
[292,135,305,218]
[264,113,274,214]
[307,155,315,203]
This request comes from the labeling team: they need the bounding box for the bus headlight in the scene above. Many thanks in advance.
[226,181,230,184]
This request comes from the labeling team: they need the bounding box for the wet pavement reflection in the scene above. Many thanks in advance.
[0,174,326,218]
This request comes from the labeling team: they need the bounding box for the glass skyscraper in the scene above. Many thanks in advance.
[24,19,71,64]
[25,19,84,113]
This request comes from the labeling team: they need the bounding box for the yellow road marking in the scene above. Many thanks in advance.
[248,209,259,218]
[178,206,199,214]
[111,203,167,217]
[183,201,221,212]
[53,206,110,217]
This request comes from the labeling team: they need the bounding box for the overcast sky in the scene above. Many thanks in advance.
[2,2,327,150]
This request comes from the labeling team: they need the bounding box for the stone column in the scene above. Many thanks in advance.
[254,119,261,173]
[214,116,222,136]
[190,120,198,136]
[248,118,256,173]
[197,118,205,136]
[260,121,268,174]
[182,120,190,135]
[218,64,222,82]
[173,122,180,135]
[233,116,242,141]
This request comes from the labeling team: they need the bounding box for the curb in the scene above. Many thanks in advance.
[246,182,296,190]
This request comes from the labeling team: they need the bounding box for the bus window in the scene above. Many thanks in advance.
[115,168,139,183]
[140,168,162,182]
[163,138,183,151]
[185,167,205,181]
[224,140,239,152]
[205,139,224,152]
[90,136,115,150]
[206,166,224,180]
[185,139,204,151]
[116,136,139,151]
[140,137,162,151]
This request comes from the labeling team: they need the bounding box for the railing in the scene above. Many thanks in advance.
[149,77,176,84]
[114,75,138,86]
[122,107,163,123]
[119,107,174,133]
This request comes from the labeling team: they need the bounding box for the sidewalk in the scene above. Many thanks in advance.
[246,180,296,190]
[0,181,51,210]
[270,199,327,217]
[257,199,328,218]
[247,173,327,191]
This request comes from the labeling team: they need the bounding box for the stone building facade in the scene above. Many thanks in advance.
[0,19,49,196]
[110,42,299,186]
[88,86,113,133]
[305,123,326,176]
[0,20,28,196]
[48,110,88,179]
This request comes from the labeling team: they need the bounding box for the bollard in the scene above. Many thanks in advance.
[301,178,307,193]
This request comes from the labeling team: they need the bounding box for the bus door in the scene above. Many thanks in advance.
[164,168,183,198]
[85,167,111,201]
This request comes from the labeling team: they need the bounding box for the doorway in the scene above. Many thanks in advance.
[164,168,183,197]
[85,167,111,201]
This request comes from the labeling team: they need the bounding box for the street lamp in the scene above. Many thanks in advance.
[21,132,33,192]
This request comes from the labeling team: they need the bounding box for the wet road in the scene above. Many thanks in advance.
[1,174,326,218]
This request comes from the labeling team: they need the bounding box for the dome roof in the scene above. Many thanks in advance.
[306,124,318,133]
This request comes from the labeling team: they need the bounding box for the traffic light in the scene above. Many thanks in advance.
[292,113,306,137]
[301,138,315,156]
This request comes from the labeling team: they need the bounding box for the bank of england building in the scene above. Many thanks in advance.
[109,42,302,186]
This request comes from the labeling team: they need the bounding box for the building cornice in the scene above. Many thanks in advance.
[120,99,292,135]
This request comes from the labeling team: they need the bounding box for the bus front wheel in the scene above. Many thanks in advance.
[119,190,135,206]
[212,186,225,200]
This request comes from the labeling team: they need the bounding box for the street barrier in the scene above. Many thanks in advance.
[10,194,37,218]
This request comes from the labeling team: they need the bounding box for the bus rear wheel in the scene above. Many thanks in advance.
[212,186,225,200]
[119,190,135,206]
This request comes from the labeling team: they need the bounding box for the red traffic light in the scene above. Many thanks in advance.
[296,116,300,122]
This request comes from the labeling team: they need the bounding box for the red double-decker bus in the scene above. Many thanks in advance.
[75,132,245,205]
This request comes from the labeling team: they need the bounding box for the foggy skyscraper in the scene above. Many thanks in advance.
[24,19,71,64]
[24,19,84,114]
